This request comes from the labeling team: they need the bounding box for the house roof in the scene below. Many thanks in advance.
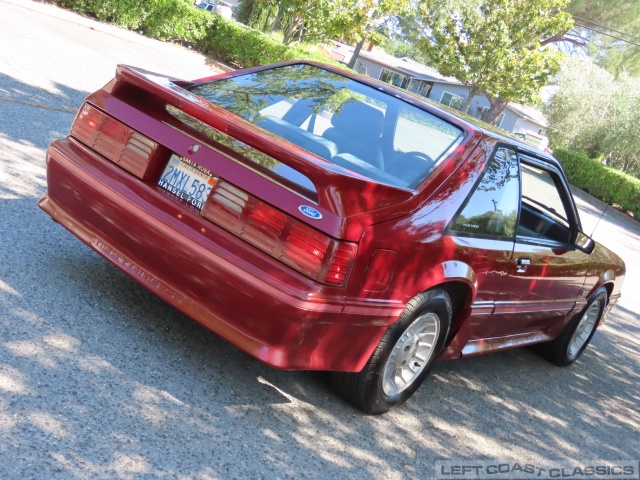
[505,103,548,128]
[356,49,461,85]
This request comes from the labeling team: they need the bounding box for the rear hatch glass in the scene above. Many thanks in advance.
[189,64,463,190]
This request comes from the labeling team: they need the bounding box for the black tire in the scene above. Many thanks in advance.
[537,287,607,367]
[332,289,452,414]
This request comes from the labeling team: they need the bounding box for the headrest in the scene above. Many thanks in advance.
[330,101,385,138]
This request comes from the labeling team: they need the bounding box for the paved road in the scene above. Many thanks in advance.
[1,1,638,478]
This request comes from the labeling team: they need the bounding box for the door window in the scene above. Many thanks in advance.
[517,163,572,243]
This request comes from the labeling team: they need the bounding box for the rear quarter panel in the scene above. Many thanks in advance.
[584,241,626,300]
[346,139,498,317]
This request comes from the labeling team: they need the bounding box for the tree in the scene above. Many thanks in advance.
[343,0,412,69]
[413,0,572,123]
[248,0,347,45]
[237,0,410,53]
[546,58,640,174]
[378,37,430,64]
[567,1,640,78]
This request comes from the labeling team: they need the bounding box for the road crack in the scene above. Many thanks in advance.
[0,96,75,113]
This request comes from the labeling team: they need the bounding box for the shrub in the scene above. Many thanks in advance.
[547,59,640,177]
[555,148,640,219]
[51,0,334,68]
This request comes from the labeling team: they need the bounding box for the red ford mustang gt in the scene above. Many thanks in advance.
[39,61,625,413]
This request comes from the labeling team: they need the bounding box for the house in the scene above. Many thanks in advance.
[194,0,236,19]
[331,43,549,148]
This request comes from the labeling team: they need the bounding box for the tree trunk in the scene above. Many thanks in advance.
[483,97,508,125]
[283,16,304,45]
[237,0,256,25]
[347,37,366,69]
[461,87,479,114]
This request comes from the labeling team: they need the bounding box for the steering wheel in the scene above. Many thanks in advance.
[387,151,435,185]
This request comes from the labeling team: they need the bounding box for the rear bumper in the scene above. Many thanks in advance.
[39,138,404,371]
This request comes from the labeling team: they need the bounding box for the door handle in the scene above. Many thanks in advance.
[516,257,531,273]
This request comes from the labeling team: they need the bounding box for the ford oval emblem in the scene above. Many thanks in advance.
[299,205,322,220]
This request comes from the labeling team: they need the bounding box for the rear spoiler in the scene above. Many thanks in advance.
[110,65,416,219]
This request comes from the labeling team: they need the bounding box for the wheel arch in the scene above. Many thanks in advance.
[438,280,474,330]
[414,260,477,339]
[591,268,616,304]
[600,282,614,304]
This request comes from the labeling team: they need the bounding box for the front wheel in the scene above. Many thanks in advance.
[332,289,451,414]
[537,287,607,366]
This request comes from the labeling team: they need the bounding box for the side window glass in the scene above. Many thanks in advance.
[450,148,519,238]
[517,163,572,243]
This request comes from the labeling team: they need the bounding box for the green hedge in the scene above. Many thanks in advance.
[51,0,332,68]
[555,148,640,219]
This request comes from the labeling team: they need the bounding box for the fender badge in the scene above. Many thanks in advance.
[299,205,322,220]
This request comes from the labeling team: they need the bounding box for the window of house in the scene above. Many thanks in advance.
[449,148,520,238]
[418,83,432,97]
[380,69,409,89]
[495,113,505,128]
[440,91,464,110]
[477,106,488,120]
[407,79,432,97]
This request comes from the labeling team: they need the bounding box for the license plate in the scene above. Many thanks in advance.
[158,155,217,210]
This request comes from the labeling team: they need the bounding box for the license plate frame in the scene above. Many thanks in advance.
[157,154,217,210]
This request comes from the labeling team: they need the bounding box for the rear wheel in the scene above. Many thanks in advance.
[332,289,451,414]
[537,287,607,366]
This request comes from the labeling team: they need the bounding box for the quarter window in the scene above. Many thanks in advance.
[450,148,519,238]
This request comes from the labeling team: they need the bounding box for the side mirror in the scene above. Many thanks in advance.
[575,231,595,254]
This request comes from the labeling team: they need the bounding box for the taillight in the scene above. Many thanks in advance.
[70,103,158,179]
[202,182,356,286]
[325,244,357,285]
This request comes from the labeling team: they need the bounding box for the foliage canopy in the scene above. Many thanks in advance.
[240,0,410,46]
[568,0,640,78]
[412,0,572,122]
[546,58,640,176]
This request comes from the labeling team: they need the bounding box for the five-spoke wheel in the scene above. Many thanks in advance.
[536,287,607,366]
[332,289,451,414]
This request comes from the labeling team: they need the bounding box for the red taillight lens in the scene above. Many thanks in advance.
[202,182,356,286]
[70,103,158,179]
[325,244,357,285]
[282,224,328,275]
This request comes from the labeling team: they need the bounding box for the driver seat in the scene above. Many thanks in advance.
[322,101,385,169]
